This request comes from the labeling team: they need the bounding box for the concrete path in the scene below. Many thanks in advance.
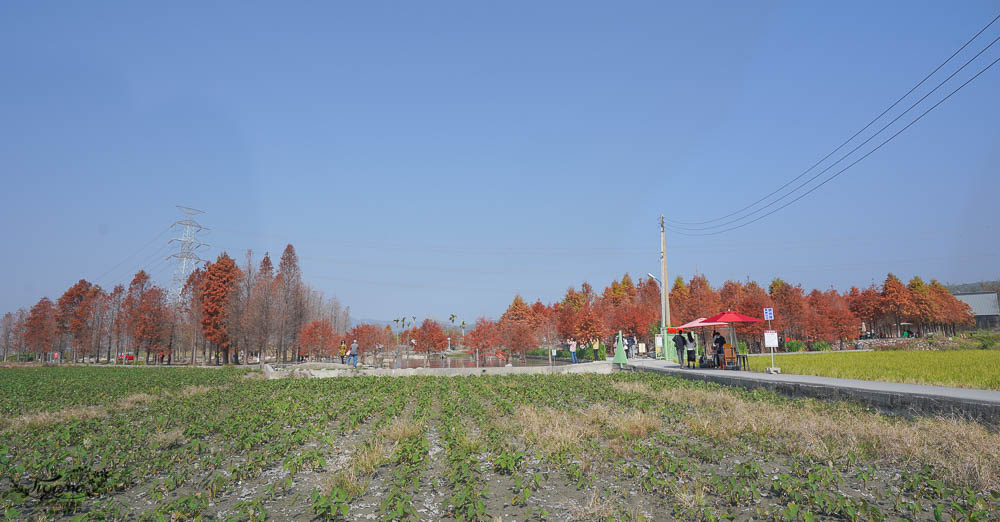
[265,360,615,379]
[625,358,1000,423]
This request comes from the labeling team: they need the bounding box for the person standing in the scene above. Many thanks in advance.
[686,332,697,368]
[712,331,726,368]
[592,338,600,361]
[568,338,578,364]
[339,341,347,364]
[672,332,687,367]
[348,339,359,368]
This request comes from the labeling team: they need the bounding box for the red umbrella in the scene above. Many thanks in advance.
[704,311,762,368]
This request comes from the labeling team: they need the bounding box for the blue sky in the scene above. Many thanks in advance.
[2,1,998,323]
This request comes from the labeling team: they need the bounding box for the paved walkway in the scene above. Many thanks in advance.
[265,360,615,379]
[625,358,1000,423]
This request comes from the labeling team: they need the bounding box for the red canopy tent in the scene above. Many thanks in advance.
[703,311,763,324]
[676,317,729,361]
[676,317,728,329]
[704,311,763,365]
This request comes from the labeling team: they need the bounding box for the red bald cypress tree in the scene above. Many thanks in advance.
[201,253,241,365]
[688,275,723,322]
[123,271,152,361]
[277,244,305,363]
[24,297,56,361]
[346,322,392,359]
[56,279,94,361]
[668,277,692,327]
[466,317,500,360]
[412,319,448,366]
[769,279,807,342]
[135,286,171,363]
[734,281,773,349]
[300,319,337,359]
[881,273,913,337]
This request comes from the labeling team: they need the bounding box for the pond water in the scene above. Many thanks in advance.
[388,356,568,369]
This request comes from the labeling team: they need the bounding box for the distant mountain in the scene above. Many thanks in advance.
[351,318,394,329]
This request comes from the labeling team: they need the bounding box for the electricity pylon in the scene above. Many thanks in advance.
[168,206,209,303]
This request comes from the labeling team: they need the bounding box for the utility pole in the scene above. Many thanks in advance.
[660,215,672,362]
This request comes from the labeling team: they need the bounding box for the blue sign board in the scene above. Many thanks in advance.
[763,308,774,321]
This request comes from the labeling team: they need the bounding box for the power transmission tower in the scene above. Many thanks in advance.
[168,206,209,303]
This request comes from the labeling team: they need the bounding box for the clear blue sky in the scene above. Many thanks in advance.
[2,1,998,323]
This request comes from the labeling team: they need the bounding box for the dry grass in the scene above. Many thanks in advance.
[379,417,424,443]
[671,478,709,512]
[117,392,157,408]
[516,405,600,453]
[0,405,107,431]
[176,385,213,397]
[351,438,391,476]
[615,381,1000,491]
[568,490,652,522]
[456,425,484,454]
[516,403,660,454]
[151,427,186,448]
[325,467,371,500]
[1,387,210,433]
[610,410,661,438]
[574,489,618,519]
[323,428,403,500]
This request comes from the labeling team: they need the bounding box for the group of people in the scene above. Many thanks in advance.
[336,340,360,367]
[672,330,729,369]
[565,334,649,363]
[565,337,605,363]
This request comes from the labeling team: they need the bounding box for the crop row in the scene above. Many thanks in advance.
[0,366,249,416]
[1,370,998,520]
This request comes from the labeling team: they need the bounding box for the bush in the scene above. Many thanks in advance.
[785,340,805,353]
[968,330,1000,350]
[811,341,831,352]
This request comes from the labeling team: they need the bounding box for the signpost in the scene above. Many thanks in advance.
[654,334,663,360]
[763,307,779,374]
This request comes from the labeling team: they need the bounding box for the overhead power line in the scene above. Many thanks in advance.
[665,12,1000,229]
[668,30,1000,233]
[93,226,171,287]
[668,53,1000,237]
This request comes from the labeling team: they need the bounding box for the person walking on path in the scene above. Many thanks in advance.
[567,338,578,363]
[672,332,687,367]
[339,341,347,364]
[686,332,697,368]
[348,340,359,368]
[592,338,601,361]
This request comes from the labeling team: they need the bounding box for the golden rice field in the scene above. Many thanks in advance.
[746,349,1000,390]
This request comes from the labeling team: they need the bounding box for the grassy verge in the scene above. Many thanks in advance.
[747,349,1000,390]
